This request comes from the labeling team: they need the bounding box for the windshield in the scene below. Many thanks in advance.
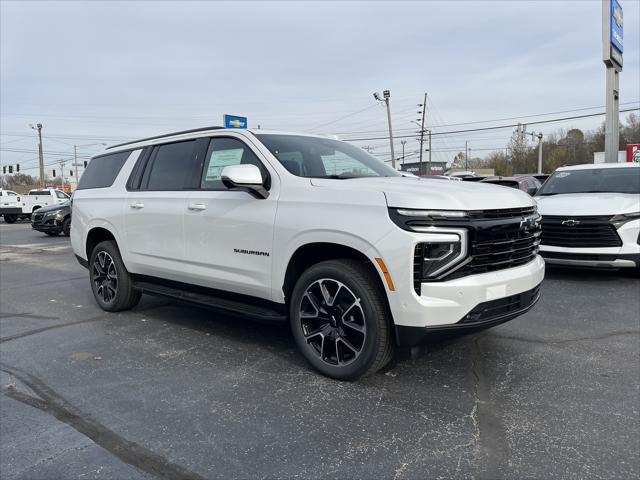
[255,134,401,179]
[537,167,640,195]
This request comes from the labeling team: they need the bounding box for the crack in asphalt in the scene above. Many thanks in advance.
[469,337,509,480]
[490,330,640,346]
[1,276,87,292]
[1,363,206,480]
[0,316,108,344]
[0,312,59,320]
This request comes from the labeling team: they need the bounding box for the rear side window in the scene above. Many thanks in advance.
[145,141,196,190]
[78,151,131,190]
[29,190,50,195]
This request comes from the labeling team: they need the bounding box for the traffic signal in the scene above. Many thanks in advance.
[16,164,19,172]
[70,169,73,176]
[83,161,88,168]
[8,166,13,174]
[2,166,5,174]
[53,169,56,177]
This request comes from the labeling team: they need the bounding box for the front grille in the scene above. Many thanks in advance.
[412,208,541,292]
[466,206,536,220]
[540,216,621,248]
[32,213,44,224]
[459,284,541,325]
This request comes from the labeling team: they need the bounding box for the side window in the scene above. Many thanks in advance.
[56,191,68,199]
[201,138,266,190]
[78,151,131,190]
[145,141,197,191]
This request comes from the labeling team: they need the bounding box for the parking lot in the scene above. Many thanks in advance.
[0,220,638,479]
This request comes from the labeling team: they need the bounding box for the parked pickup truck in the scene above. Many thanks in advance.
[0,188,70,223]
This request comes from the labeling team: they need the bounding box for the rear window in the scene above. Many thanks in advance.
[78,151,131,190]
[29,190,51,195]
[483,180,519,189]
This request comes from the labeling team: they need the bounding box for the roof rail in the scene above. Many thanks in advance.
[106,126,226,150]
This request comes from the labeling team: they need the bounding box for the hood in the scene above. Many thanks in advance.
[310,176,534,210]
[535,192,640,216]
[36,202,70,213]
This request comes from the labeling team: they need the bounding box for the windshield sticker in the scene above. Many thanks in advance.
[556,172,571,178]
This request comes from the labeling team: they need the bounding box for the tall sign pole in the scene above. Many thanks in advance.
[602,0,623,163]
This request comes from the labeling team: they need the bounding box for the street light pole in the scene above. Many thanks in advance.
[400,140,406,165]
[417,93,427,176]
[374,90,396,169]
[536,133,543,174]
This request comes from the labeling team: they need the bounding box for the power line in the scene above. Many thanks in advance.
[340,107,640,142]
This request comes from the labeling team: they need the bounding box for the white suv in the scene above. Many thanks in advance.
[536,163,640,270]
[71,127,545,379]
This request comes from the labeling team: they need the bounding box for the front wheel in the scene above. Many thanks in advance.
[289,259,394,380]
[62,217,71,236]
[89,240,141,312]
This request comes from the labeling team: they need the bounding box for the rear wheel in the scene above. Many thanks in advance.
[89,240,141,312]
[289,259,394,380]
[3,214,17,224]
[62,217,71,236]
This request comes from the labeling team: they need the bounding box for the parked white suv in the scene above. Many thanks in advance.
[71,127,545,379]
[536,163,640,270]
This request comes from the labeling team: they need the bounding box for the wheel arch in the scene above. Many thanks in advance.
[86,226,118,260]
[281,242,394,323]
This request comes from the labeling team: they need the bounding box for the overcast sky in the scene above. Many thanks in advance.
[1,0,639,174]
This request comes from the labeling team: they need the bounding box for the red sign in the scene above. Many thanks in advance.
[627,144,640,163]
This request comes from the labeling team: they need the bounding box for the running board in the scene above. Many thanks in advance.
[132,281,287,323]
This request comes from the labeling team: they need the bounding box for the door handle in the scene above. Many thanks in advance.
[188,203,207,211]
[130,202,145,209]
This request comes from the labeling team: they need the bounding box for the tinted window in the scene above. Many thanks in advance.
[482,180,519,189]
[537,168,640,195]
[146,141,196,190]
[29,190,51,195]
[201,138,266,189]
[78,151,131,190]
[255,134,400,179]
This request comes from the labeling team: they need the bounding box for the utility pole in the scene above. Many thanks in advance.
[428,129,432,175]
[417,93,427,176]
[465,141,468,170]
[400,140,406,164]
[58,159,67,188]
[30,123,45,188]
[374,90,396,168]
[602,0,623,163]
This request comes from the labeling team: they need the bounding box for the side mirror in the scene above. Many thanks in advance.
[221,164,269,199]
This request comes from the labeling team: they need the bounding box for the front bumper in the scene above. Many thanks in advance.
[539,219,640,269]
[396,283,541,346]
[32,215,63,233]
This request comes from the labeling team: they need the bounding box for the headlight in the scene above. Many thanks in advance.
[414,232,468,280]
[44,209,62,218]
[610,212,640,228]
[397,209,467,219]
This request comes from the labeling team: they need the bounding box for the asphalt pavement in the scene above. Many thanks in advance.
[1,221,638,480]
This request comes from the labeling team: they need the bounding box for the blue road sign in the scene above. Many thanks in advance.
[223,114,248,129]
[610,0,623,53]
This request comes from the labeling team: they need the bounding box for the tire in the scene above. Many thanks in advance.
[89,240,141,312]
[62,217,71,236]
[3,214,17,224]
[45,231,60,236]
[289,259,394,380]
